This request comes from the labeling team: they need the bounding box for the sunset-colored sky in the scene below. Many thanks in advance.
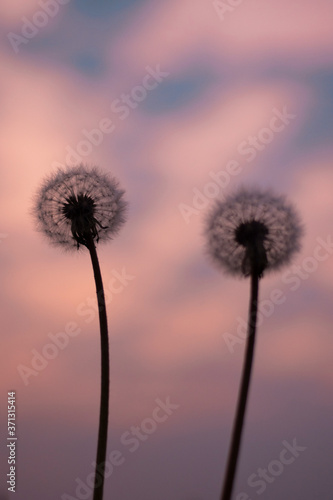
[1,1,333,499]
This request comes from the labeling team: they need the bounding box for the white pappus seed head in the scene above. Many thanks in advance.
[205,188,303,277]
[33,164,127,250]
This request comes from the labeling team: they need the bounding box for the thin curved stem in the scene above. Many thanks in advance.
[220,271,259,500]
[87,239,110,500]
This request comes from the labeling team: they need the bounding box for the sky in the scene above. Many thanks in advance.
[1,0,333,499]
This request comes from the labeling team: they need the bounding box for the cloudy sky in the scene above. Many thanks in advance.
[1,1,333,499]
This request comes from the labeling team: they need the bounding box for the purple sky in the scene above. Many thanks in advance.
[1,1,333,499]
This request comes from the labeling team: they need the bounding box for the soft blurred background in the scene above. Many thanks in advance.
[1,1,333,499]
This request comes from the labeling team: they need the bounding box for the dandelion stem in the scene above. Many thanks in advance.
[88,238,109,500]
[220,271,259,500]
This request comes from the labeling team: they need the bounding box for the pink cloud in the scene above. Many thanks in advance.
[0,0,47,23]
[147,81,312,190]
[118,0,333,72]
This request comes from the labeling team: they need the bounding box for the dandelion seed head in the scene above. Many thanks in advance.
[205,188,303,277]
[33,164,127,250]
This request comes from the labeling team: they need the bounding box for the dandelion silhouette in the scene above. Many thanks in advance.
[33,164,127,500]
[205,188,303,500]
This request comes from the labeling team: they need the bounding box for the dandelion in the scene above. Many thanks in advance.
[204,188,303,500]
[206,189,302,278]
[34,165,126,250]
[33,164,127,500]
